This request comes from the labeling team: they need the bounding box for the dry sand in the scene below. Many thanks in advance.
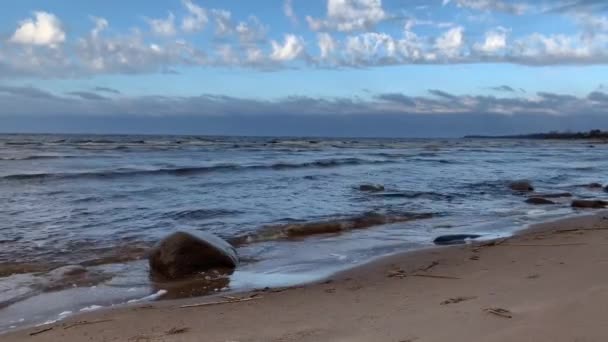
[5,212,608,342]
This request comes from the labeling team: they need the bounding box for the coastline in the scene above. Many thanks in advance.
[5,211,608,341]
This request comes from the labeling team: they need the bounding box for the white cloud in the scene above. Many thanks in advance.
[474,27,508,53]
[211,9,233,37]
[435,26,465,56]
[318,33,336,59]
[147,12,177,37]
[181,0,208,32]
[444,0,528,15]
[245,46,265,64]
[10,11,66,47]
[571,13,608,41]
[70,20,207,75]
[215,44,240,64]
[90,17,108,38]
[306,0,387,32]
[270,34,305,61]
[235,16,267,44]
[346,32,395,62]
[284,0,298,24]
[511,33,594,63]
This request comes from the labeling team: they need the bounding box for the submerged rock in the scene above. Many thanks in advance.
[149,231,238,280]
[530,192,572,198]
[571,200,608,209]
[46,265,87,280]
[41,265,111,292]
[433,234,481,246]
[152,272,230,300]
[358,184,385,192]
[525,197,555,205]
[229,212,434,245]
[585,183,604,189]
[509,181,534,192]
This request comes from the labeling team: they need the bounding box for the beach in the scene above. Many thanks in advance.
[5,212,608,341]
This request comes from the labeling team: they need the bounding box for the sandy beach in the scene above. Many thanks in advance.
[3,211,608,341]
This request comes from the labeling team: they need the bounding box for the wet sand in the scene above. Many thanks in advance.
[5,211,608,342]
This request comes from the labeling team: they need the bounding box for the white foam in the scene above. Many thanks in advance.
[58,310,72,317]
[527,209,546,216]
[80,305,103,312]
[127,289,167,304]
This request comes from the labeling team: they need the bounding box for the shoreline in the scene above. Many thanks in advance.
[5,210,608,341]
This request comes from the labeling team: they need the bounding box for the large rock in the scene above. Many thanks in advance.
[149,231,238,280]
[571,200,608,209]
[525,197,555,205]
[509,181,534,192]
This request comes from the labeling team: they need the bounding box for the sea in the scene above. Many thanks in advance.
[1,134,607,331]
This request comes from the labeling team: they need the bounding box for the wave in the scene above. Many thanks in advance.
[229,212,434,245]
[0,155,79,161]
[1,158,393,182]
[3,142,42,146]
[369,191,455,200]
[162,208,242,221]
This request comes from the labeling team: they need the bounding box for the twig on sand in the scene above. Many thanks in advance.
[63,319,113,330]
[411,274,460,280]
[555,227,608,234]
[441,296,477,305]
[179,295,262,309]
[501,243,587,247]
[419,261,440,272]
[29,327,53,336]
[387,269,407,279]
[221,295,240,301]
[484,307,513,319]
[165,327,189,335]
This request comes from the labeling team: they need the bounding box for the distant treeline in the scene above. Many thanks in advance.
[464,130,608,140]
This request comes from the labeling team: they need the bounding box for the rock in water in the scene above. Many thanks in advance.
[358,184,385,192]
[530,192,572,198]
[149,231,238,280]
[571,200,608,209]
[47,265,87,280]
[525,197,555,205]
[509,181,534,192]
[433,234,481,246]
[585,183,604,189]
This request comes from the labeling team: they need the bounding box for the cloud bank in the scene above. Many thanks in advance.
[1,84,607,136]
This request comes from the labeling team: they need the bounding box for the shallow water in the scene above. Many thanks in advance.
[1,134,607,331]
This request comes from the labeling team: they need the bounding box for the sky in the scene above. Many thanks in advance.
[1,0,608,137]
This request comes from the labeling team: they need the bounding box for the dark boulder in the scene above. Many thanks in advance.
[149,231,238,280]
[525,197,555,205]
[358,184,385,192]
[571,200,608,209]
[433,234,481,246]
[509,181,534,192]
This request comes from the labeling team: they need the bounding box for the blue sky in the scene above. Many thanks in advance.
[2,0,608,136]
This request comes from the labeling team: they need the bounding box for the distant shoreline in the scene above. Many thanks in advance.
[464,130,608,140]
